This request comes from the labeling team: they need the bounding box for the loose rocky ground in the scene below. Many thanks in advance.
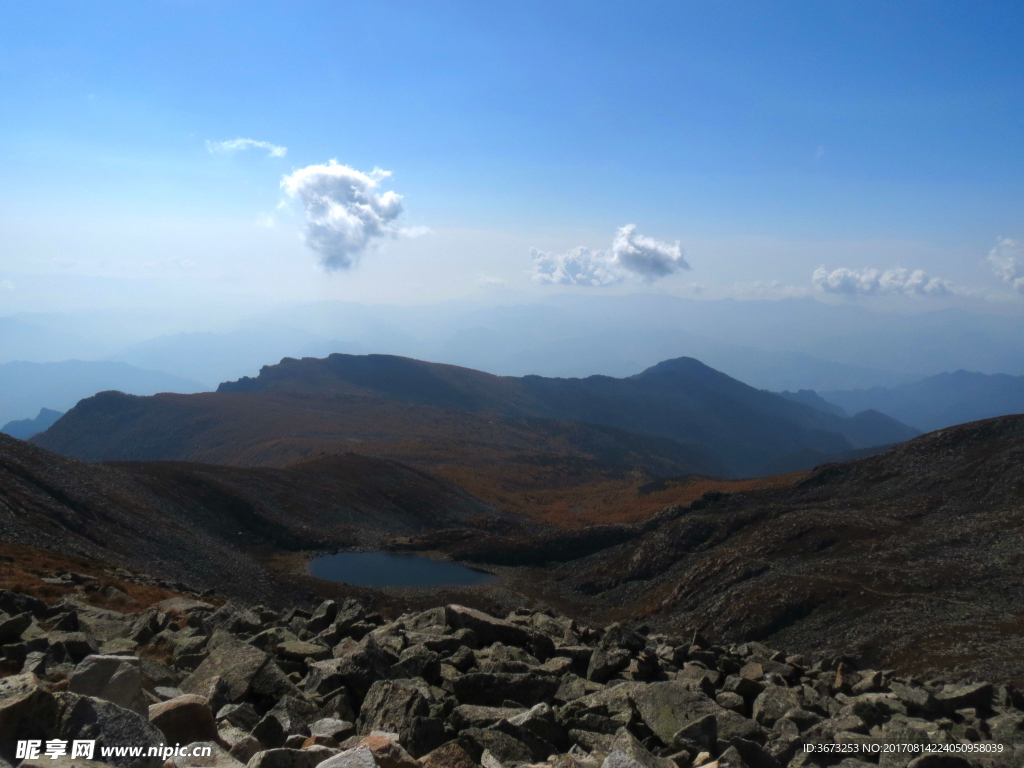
[1,588,1022,768]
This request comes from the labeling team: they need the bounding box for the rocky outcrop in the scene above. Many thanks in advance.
[0,589,1022,768]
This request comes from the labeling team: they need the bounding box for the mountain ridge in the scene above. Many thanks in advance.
[211,352,918,477]
[821,369,1024,432]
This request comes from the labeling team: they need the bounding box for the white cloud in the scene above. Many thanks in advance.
[281,160,406,271]
[812,266,952,296]
[207,138,287,158]
[611,224,689,279]
[532,225,688,286]
[531,246,624,286]
[0,280,14,290]
[987,237,1024,293]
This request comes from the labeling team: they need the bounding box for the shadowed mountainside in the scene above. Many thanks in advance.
[218,354,919,475]
[36,354,917,488]
[0,433,510,604]
[494,414,1024,682]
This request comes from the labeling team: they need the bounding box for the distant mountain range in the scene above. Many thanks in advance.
[1,407,63,440]
[12,295,1024,393]
[0,360,208,425]
[786,370,1024,433]
[34,354,918,492]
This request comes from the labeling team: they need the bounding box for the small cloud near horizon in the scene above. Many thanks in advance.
[987,237,1024,293]
[207,138,288,158]
[532,225,688,286]
[812,266,953,296]
[281,160,407,272]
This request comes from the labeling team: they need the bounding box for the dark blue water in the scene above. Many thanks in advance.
[309,552,496,587]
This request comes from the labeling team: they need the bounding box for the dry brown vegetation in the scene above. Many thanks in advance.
[0,539,188,612]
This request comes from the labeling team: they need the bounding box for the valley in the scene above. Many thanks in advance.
[5,354,1024,684]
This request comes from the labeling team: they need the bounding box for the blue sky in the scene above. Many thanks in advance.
[2,1,1023,313]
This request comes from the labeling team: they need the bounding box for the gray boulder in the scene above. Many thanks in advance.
[631,681,725,745]
[54,691,165,768]
[149,694,221,747]
[0,673,58,763]
[182,641,268,703]
[69,655,148,716]
[358,679,444,756]
[587,648,631,684]
[244,746,337,768]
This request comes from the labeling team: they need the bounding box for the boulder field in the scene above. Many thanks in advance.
[0,589,1021,768]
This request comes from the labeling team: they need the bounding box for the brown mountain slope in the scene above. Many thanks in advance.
[0,433,510,604]
[31,388,724,524]
[35,353,920,483]
[482,414,1024,683]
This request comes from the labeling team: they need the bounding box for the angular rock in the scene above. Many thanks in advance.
[0,673,58,763]
[307,600,339,635]
[315,748,377,768]
[48,631,100,662]
[54,691,164,768]
[327,635,398,701]
[457,728,534,766]
[603,727,676,767]
[182,640,268,703]
[0,612,32,644]
[69,654,148,716]
[450,671,561,707]
[149,694,220,747]
[390,644,441,683]
[218,702,261,732]
[934,683,993,713]
[245,746,337,768]
[632,681,725,745]
[354,732,420,767]
[358,679,444,756]
[207,604,262,636]
[588,648,632,684]
[445,605,552,660]
[229,736,262,764]
[752,686,802,728]
[420,741,477,768]
[449,704,526,731]
[600,624,647,655]
[276,641,331,663]
[311,718,356,742]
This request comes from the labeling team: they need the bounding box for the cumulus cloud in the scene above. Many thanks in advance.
[987,237,1024,293]
[611,224,689,279]
[0,280,13,291]
[206,138,287,157]
[532,225,688,286]
[812,266,952,296]
[281,160,405,271]
[531,246,624,286]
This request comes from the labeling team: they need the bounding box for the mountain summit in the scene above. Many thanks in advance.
[39,353,917,480]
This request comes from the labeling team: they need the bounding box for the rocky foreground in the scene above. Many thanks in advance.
[0,590,1021,768]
